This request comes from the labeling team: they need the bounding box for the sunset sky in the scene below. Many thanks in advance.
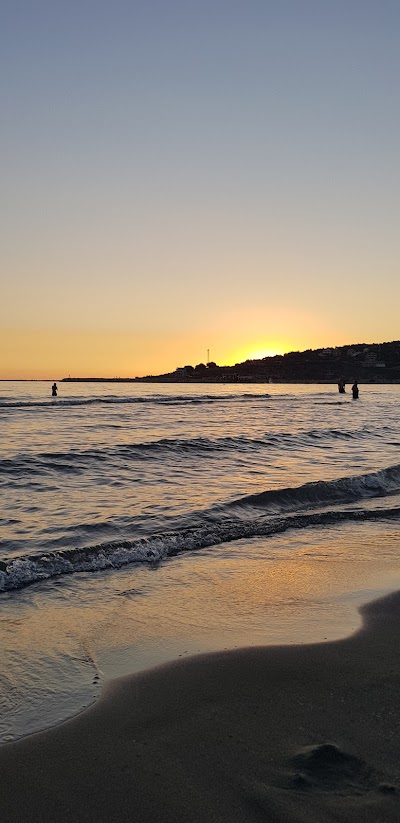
[2,1,399,378]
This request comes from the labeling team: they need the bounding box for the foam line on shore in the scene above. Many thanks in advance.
[1,503,400,593]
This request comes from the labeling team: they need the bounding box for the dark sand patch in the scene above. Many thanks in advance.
[290,742,380,791]
[1,591,400,821]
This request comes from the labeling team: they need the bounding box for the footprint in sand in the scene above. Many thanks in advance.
[290,743,396,795]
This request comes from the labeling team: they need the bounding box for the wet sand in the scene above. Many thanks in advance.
[1,590,400,822]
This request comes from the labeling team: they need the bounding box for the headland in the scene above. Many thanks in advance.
[62,340,400,384]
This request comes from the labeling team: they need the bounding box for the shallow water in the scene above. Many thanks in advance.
[1,382,399,740]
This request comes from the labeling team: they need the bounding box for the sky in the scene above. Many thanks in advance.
[1,1,399,378]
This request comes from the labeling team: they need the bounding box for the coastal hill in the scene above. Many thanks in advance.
[62,340,400,384]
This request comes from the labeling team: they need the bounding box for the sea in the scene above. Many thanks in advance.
[1,381,400,743]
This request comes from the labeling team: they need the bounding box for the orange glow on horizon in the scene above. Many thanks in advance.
[0,324,315,380]
[0,323,376,381]
[240,347,285,361]
[225,341,289,367]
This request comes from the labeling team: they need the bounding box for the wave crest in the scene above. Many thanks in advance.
[227,464,400,514]
[0,392,270,410]
[0,427,383,478]
[2,464,399,593]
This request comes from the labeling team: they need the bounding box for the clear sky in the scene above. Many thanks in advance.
[1,1,399,378]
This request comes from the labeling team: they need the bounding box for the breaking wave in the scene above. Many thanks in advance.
[1,464,399,593]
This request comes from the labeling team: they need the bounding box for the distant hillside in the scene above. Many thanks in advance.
[62,341,400,384]
[133,340,400,384]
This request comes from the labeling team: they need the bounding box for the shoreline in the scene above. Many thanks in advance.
[4,519,400,746]
[1,590,400,821]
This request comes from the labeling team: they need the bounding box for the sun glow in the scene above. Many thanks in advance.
[228,342,288,366]
[245,347,284,361]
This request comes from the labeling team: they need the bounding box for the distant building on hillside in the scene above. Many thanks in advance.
[362,351,385,367]
[175,365,195,377]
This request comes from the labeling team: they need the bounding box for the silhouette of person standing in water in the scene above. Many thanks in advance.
[51,383,58,397]
[338,378,346,394]
[352,381,359,400]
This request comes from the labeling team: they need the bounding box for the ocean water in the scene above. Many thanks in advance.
[1,381,400,741]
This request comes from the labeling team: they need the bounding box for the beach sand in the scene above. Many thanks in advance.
[1,590,400,822]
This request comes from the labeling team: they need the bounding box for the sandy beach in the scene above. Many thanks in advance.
[3,0,400,815]
[1,590,400,822]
